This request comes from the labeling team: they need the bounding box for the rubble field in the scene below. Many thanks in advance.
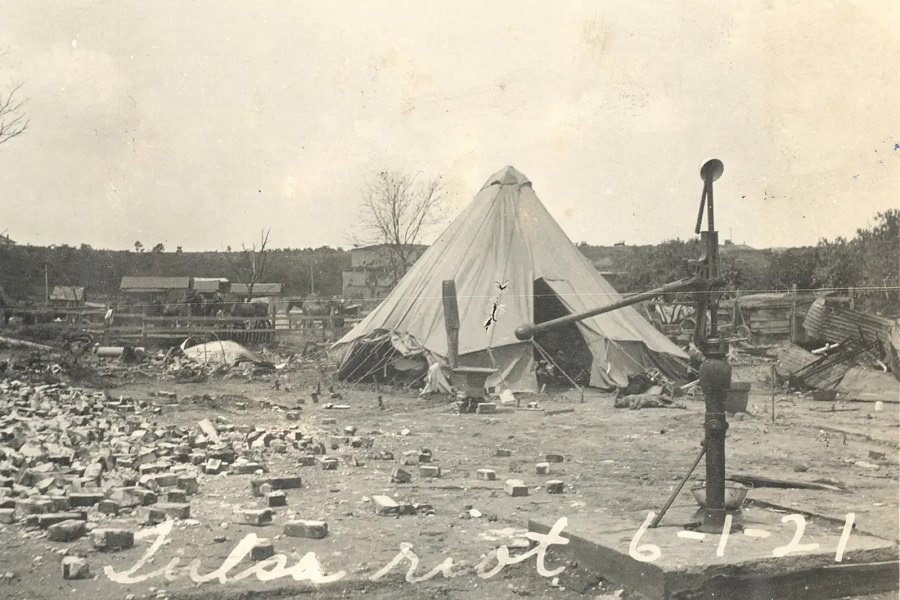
[0,351,897,600]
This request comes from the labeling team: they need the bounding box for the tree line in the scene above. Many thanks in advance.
[605,209,898,315]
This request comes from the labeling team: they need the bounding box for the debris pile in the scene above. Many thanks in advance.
[0,376,339,567]
[773,298,899,402]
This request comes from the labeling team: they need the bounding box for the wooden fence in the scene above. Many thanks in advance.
[4,306,362,347]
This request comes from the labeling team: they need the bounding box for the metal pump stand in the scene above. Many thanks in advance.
[514,158,734,530]
[693,159,733,532]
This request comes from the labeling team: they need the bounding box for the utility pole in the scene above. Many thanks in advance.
[309,261,316,295]
[44,263,49,306]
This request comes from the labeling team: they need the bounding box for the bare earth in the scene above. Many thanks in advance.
[0,358,897,600]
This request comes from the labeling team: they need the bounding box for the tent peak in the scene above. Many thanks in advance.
[480,165,531,191]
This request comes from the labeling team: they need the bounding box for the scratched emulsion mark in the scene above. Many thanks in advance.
[484,280,509,331]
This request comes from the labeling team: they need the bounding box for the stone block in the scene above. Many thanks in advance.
[250,477,302,496]
[251,538,275,560]
[236,508,273,526]
[390,467,411,484]
[504,479,529,497]
[61,556,90,580]
[373,495,401,516]
[284,519,327,539]
[68,492,104,507]
[476,469,497,481]
[98,500,120,516]
[419,465,441,478]
[47,519,86,542]
[91,528,135,551]
[545,480,564,494]
[39,512,86,529]
[176,475,199,494]
[148,502,190,522]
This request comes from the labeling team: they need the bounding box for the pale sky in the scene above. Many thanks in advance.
[0,1,897,251]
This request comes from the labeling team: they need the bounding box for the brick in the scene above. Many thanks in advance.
[476,469,497,481]
[61,556,90,580]
[419,465,441,478]
[165,490,188,503]
[418,449,432,463]
[535,462,550,475]
[39,512,86,529]
[475,402,497,414]
[91,527,135,552]
[544,454,564,463]
[266,491,287,507]
[107,487,147,508]
[175,475,199,495]
[545,480,564,494]
[98,500,120,516]
[320,417,336,425]
[284,519,328,539]
[204,458,222,474]
[250,477,302,496]
[15,498,54,515]
[47,495,71,512]
[372,495,401,516]
[250,538,275,561]
[319,457,338,471]
[297,455,316,467]
[47,519,87,542]
[496,448,512,457]
[140,473,178,489]
[236,508,273,526]
[0,508,15,524]
[504,479,529,497]
[148,502,190,522]
[68,492,104,507]
[390,467,411,484]
[230,462,264,475]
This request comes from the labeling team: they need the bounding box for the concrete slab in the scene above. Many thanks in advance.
[529,501,898,599]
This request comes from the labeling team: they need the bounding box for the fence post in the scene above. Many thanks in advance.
[141,306,147,347]
[789,283,797,343]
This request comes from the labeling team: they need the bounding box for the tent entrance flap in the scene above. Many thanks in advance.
[541,277,689,388]
[532,278,593,386]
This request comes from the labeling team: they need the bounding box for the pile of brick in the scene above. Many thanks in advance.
[0,377,334,579]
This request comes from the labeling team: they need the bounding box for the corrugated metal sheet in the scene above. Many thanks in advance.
[120,276,192,291]
[803,298,893,344]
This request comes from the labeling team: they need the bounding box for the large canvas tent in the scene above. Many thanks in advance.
[333,166,688,392]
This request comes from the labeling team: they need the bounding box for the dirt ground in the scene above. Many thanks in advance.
[0,355,897,600]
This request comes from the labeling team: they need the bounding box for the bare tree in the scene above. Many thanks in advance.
[0,81,28,146]
[360,170,443,283]
[231,228,274,302]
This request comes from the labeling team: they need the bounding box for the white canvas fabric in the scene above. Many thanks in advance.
[334,166,688,390]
